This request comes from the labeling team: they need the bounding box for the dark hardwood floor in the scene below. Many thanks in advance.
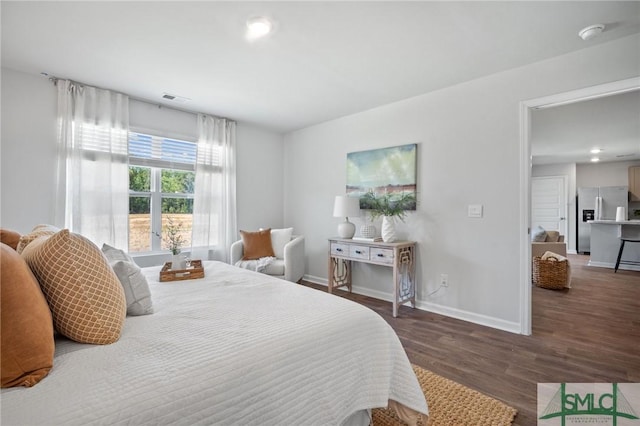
[302,254,640,425]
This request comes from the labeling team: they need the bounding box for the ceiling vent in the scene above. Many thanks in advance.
[161,93,191,104]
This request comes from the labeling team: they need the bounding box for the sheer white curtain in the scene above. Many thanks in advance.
[191,114,237,262]
[54,80,129,248]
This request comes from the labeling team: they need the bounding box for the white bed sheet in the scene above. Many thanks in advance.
[1,261,427,425]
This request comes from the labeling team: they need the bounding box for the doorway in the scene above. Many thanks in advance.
[518,77,640,335]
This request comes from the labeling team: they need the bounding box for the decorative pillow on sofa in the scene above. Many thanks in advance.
[269,228,293,259]
[16,224,60,254]
[240,228,275,260]
[22,230,126,345]
[531,225,547,242]
[1,243,54,388]
[102,244,153,316]
[0,228,21,250]
[545,231,560,242]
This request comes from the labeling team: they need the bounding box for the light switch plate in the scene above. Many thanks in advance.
[468,204,483,218]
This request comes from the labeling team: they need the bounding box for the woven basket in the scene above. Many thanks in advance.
[532,256,568,289]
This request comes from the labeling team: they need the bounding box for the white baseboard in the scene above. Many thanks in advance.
[303,274,327,285]
[414,300,521,334]
[567,249,578,255]
[302,275,522,334]
[587,260,640,271]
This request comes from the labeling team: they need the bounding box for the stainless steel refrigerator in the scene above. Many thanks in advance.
[577,186,628,253]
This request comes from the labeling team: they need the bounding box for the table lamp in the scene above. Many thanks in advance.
[333,195,360,239]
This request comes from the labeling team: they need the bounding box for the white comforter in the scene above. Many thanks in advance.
[2,261,427,425]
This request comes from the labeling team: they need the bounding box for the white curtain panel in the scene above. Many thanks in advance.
[191,114,237,262]
[55,80,129,249]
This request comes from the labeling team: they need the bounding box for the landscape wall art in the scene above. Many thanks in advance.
[346,143,417,210]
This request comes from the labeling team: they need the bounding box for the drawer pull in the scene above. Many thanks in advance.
[355,250,362,254]
[377,253,384,257]
[336,248,343,252]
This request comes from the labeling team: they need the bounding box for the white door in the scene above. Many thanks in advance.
[532,176,567,236]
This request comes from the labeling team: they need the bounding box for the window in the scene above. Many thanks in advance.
[128,132,196,253]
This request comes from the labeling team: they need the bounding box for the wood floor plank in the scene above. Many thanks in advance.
[302,254,640,425]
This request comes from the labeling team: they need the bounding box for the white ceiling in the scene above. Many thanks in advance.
[532,90,640,165]
[2,1,639,134]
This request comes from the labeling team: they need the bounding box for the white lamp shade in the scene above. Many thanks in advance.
[333,196,360,218]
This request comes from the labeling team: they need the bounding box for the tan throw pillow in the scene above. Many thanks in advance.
[240,228,275,260]
[545,231,560,242]
[1,243,54,388]
[16,224,60,254]
[0,228,22,250]
[22,229,126,345]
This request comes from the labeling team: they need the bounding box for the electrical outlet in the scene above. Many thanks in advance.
[440,273,449,287]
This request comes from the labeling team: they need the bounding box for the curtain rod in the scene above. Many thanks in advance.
[48,75,234,123]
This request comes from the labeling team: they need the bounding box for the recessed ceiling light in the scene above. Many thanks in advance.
[591,157,600,162]
[579,24,605,41]
[590,148,602,154]
[246,17,272,40]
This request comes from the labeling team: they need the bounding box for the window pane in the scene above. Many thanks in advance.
[129,132,196,165]
[161,169,194,194]
[161,212,192,252]
[129,166,151,192]
[162,197,193,215]
[129,196,151,252]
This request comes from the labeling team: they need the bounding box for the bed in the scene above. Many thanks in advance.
[1,261,428,425]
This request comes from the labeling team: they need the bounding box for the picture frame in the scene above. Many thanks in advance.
[346,143,417,210]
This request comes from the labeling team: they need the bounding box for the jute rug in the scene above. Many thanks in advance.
[372,365,518,426]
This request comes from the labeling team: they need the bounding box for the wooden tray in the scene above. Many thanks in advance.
[159,260,204,282]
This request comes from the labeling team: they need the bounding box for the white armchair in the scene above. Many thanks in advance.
[231,234,305,283]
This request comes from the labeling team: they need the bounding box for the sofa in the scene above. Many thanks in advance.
[532,229,567,258]
[230,228,305,283]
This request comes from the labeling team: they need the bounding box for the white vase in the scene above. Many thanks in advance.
[172,254,186,270]
[381,216,397,242]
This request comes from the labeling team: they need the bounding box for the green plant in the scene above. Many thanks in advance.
[360,191,417,221]
[164,217,185,255]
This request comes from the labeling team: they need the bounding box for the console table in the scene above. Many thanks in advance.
[327,238,417,317]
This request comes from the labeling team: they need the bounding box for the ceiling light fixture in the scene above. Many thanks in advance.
[590,148,602,154]
[578,24,605,41]
[591,157,600,162]
[246,17,272,40]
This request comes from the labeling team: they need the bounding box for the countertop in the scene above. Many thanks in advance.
[588,220,640,225]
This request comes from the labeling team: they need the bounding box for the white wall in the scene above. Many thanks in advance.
[532,163,577,253]
[283,34,640,333]
[1,68,57,233]
[1,68,284,260]
[236,123,285,232]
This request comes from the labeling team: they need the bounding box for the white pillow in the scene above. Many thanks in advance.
[102,244,153,316]
[270,228,293,259]
[531,226,547,242]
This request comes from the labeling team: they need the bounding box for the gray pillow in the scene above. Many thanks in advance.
[102,244,154,316]
[531,226,547,242]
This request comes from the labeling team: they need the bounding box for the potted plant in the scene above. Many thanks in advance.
[360,191,416,242]
[164,217,186,270]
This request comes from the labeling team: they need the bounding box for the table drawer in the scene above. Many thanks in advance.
[349,245,370,260]
[370,248,394,264]
[331,243,349,256]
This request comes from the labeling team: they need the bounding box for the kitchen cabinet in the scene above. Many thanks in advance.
[630,166,640,202]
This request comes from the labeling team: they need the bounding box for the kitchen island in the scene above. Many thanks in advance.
[587,220,640,271]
